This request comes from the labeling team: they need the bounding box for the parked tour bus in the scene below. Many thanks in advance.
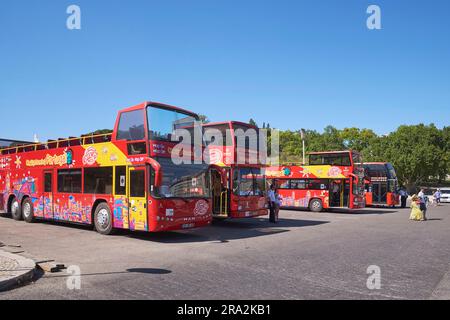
[363,162,399,207]
[266,151,366,212]
[0,102,213,234]
[202,121,268,219]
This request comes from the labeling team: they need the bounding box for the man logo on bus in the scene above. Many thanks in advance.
[194,200,209,216]
[282,167,291,177]
[82,147,98,166]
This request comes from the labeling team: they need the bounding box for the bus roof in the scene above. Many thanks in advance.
[364,162,391,165]
[202,121,258,130]
[308,150,359,155]
[122,101,199,118]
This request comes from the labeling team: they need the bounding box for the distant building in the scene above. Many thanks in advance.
[0,138,33,149]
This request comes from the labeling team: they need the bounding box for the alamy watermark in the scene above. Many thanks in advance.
[66,5,81,30]
[170,126,280,166]
[366,265,381,290]
[367,5,382,30]
[66,265,82,290]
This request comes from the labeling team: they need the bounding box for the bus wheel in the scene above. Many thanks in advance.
[94,203,114,235]
[309,199,323,212]
[22,198,35,223]
[10,197,22,221]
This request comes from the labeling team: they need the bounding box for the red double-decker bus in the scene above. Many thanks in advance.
[0,102,212,234]
[363,162,399,207]
[266,151,365,212]
[203,121,268,219]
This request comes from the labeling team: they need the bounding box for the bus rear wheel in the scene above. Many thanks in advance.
[94,203,114,235]
[22,198,35,223]
[309,199,323,212]
[10,197,22,221]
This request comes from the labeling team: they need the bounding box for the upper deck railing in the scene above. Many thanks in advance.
[0,133,113,156]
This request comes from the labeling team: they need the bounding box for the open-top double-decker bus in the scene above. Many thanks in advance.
[266,151,366,212]
[0,102,212,234]
[202,121,268,219]
[363,162,399,207]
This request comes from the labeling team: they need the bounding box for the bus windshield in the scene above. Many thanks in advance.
[309,153,351,166]
[147,106,202,144]
[151,157,210,199]
[232,167,265,197]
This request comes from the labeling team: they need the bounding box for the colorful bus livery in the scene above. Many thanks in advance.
[0,102,213,234]
[266,151,366,212]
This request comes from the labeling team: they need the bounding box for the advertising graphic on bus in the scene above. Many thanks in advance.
[0,102,212,234]
[203,121,268,219]
[266,151,366,212]
[363,162,400,207]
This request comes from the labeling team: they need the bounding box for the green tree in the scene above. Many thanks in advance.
[382,124,446,189]
[84,129,113,136]
[198,114,210,124]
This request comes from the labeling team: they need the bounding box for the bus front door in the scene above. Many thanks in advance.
[373,182,387,204]
[330,180,344,208]
[128,167,148,231]
[211,168,229,218]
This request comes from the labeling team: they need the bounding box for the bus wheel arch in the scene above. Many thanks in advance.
[92,200,115,235]
[9,195,22,221]
[309,198,323,212]
[22,196,35,223]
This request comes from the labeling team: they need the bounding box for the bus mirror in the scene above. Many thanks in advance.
[147,158,162,188]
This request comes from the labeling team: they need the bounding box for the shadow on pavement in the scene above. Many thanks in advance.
[0,213,328,244]
[123,218,329,244]
[337,209,398,215]
[281,207,398,215]
[34,268,172,280]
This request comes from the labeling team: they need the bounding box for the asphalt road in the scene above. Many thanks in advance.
[0,204,449,300]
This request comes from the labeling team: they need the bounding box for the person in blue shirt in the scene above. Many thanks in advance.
[434,189,442,206]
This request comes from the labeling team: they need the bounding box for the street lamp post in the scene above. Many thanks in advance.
[300,129,306,165]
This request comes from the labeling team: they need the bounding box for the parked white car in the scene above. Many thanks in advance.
[440,188,450,203]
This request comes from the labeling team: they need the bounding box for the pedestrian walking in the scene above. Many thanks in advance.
[409,195,424,221]
[399,187,408,208]
[418,189,428,221]
[434,189,442,206]
[268,184,278,223]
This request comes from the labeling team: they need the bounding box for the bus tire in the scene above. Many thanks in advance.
[309,199,323,212]
[10,197,22,221]
[22,197,35,223]
[94,203,114,235]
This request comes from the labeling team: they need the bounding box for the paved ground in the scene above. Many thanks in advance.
[0,255,18,278]
[0,204,449,300]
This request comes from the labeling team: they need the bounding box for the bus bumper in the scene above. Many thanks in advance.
[229,209,268,219]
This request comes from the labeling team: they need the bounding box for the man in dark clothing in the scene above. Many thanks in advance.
[399,188,408,208]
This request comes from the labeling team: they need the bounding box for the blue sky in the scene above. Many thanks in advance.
[0,0,449,142]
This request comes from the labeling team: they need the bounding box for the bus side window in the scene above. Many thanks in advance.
[115,166,127,196]
[44,173,52,192]
[278,180,291,189]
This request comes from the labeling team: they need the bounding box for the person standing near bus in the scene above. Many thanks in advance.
[418,189,428,221]
[399,187,408,208]
[268,184,278,223]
